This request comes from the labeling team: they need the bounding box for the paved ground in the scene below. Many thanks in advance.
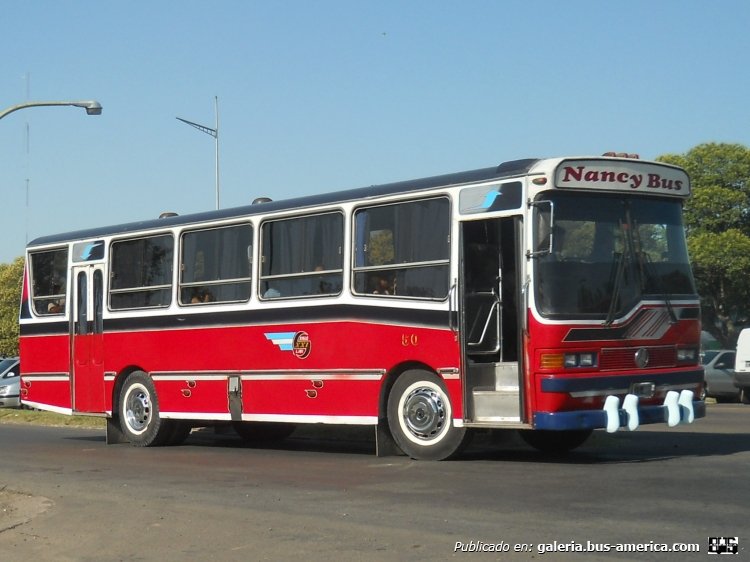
[0,404,748,561]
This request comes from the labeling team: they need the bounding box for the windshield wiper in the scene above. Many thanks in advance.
[638,250,678,325]
[605,249,627,326]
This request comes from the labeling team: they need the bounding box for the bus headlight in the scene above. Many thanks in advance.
[563,352,597,368]
[677,348,698,363]
[541,352,598,369]
[578,353,596,367]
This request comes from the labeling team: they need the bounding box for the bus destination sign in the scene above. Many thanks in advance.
[554,159,690,196]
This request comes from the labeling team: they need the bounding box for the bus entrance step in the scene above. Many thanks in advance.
[471,388,521,422]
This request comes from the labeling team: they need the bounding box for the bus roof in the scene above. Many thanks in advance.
[28,158,540,248]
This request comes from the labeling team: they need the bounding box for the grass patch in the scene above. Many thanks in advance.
[0,408,106,429]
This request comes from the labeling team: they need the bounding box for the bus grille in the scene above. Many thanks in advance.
[599,346,675,370]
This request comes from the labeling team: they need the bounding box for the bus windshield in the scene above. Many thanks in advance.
[534,193,696,320]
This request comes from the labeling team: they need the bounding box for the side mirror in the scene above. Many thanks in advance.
[527,199,554,258]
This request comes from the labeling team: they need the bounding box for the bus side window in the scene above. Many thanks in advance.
[109,234,174,310]
[353,197,450,299]
[259,212,344,300]
[179,223,253,305]
[29,247,68,316]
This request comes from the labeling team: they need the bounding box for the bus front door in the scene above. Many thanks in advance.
[460,217,523,425]
[71,265,106,413]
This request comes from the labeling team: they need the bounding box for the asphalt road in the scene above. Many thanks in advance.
[0,404,748,561]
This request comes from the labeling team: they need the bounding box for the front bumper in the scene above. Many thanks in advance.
[534,390,705,432]
[0,395,21,408]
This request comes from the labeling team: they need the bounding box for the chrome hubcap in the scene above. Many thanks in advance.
[125,386,151,433]
[402,386,446,441]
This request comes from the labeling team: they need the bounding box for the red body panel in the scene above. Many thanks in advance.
[21,321,463,421]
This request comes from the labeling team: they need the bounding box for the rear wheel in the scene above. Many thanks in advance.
[387,370,470,460]
[519,429,592,454]
[118,371,174,447]
[741,388,750,405]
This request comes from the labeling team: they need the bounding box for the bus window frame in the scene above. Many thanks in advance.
[108,232,175,311]
[258,209,345,301]
[351,195,452,301]
[28,246,70,317]
[178,221,254,307]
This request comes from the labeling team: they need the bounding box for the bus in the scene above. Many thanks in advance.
[19,154,704,460]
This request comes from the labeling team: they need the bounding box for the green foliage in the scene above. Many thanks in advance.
[368,230,394,265]
[659,143,750,347]
[0,257,24,357]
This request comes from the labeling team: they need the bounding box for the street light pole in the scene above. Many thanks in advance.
[176,96,221,210]
[0,99,102,250]
[0,100,102,121]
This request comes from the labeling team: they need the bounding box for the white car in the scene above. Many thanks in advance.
[733,329,750,404]
[0,357,20,408]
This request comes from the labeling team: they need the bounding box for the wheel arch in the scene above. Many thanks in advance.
[110,365,149,419]
[378,361,442,421]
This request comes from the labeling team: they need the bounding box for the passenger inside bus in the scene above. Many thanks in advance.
[46,283,66,314]
[371,275,395,295]
[189,289,215,303]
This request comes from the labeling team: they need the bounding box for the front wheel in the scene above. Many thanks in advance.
[699,383,707,401]
[119,371,174,447]
[519,429,592,454]
[387,370,470,460]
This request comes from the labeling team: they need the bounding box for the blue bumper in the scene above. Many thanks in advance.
[534,398,706,431]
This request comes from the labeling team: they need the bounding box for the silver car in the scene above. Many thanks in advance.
[702,350,740,402]
[0,357,20,408]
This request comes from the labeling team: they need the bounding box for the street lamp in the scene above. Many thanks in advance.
[177,96,220,210]
[0,99,102,245]
[0,100,103,121]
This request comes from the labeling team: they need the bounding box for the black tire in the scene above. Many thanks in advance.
[118,371,173,447]
[699,383,707,401]
[233,421,296,443]
[518,429,592,454]
[386,370,470,460]
[741,388,750,405]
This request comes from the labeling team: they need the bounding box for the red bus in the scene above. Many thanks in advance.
[19,154,704,459]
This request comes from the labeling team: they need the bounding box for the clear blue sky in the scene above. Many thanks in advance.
[1,1,748,264]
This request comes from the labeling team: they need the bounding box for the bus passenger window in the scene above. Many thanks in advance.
[260,212,344,300]
[353,197,450,300]
[179,223,253,305]
[29,248,68,316]
[109,234,174,310]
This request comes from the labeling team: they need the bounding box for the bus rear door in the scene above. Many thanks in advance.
[71,264,106,413]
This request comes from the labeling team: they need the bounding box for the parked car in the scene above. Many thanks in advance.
[0,357,20,408]
[701,350,740,402]
[734,329,750,404]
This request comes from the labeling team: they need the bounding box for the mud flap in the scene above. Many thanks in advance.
[228,376,243,422]
[106,416,128,444]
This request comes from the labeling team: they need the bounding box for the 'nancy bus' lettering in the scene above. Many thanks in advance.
[562,166,681,191]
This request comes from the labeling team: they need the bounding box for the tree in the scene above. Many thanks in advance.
[0,257,24,356]
[658,143,750,347]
